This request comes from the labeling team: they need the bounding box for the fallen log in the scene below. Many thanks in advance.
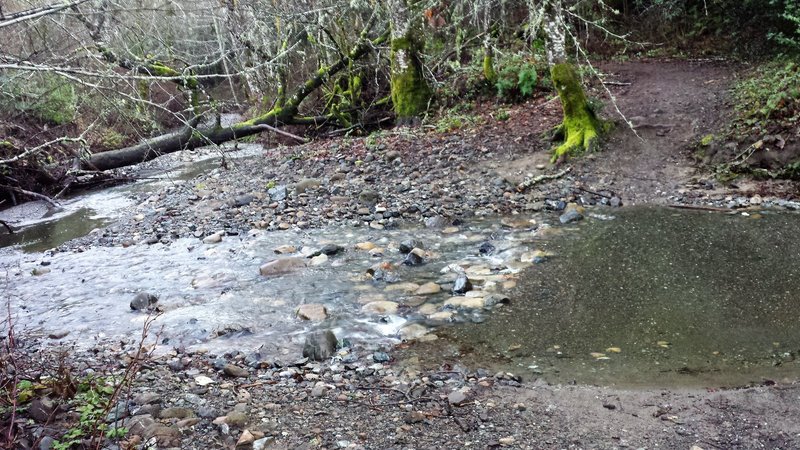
[80,29,389,172]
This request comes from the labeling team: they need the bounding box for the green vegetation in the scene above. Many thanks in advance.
[734,61,799,130]
[0,73,76,125]
[494,54,542,101]
[53,375,126,450]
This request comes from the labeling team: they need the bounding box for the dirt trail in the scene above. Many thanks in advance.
[497,59,744,204]
[588,60,734,201]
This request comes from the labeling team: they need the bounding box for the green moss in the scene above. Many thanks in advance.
[390,34,431,121]
[700,134,715,146]
[483,53,497,83]
[550,63,605,162]
[148,62,198,90]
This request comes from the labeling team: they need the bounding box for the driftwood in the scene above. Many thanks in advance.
[516,167,572,191]
[80,30,389,172]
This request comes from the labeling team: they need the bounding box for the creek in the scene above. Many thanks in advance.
[1,147,799,388]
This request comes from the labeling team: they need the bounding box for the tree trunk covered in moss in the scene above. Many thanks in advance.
[542,0,603,162]
[389,0,431,126]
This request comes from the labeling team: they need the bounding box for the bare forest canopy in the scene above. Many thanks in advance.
[0,0,797,202]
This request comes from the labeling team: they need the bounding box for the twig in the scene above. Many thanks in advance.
[576,186,612,199]
[517,167,571,191]
[252,124,308,143]
[602,81,631,86]
[668,204,733,213]
[0,185,60,208]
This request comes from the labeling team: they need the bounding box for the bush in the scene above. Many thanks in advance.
[494,54,541,101]
[0,72,77,125]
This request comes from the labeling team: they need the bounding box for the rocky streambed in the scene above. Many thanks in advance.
[3,131,800,449]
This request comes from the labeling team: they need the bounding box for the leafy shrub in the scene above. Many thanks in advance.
[734,61,799,126]
[0,73,76,125]
[494,54,540,100]
[768,0,800,51]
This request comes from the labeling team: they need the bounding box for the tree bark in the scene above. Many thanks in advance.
[543,0,603,162]
[389,0,431,126]
[80,30,388,171]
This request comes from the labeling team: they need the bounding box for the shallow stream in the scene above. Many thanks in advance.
[1,147,799,388]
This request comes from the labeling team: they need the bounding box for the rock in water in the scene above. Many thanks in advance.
[424,215,449,229]
[130,292,158,311]
[452,274,472,294]
[296,304,329,321]
[303,330,338,361]
[478,242,495,255]
[399,239,424,254]
[559,209,584,224]
[403,252,424,266]
[259,257,307,277]
[319,244,344,256]
[559,203,585,224]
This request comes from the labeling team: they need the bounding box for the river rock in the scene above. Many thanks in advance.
[203,232,223,244]
[483,294,511,308]
[399,323,429,340]
[236,429,256,448]
[372,351,391,363]
[273,245,297,254]
[452,274,472,294]
[268,185,287,201]
[425,215,450,229]
[448,390,468,406]
[319,243,344,256]
[445,296,485,309]
[415,282,441,295]
[355,242,376,251]
[130,292,158,311]
[295,178,321,194]
[384,282,420,293]
[29,397,56,423]
[358,190,379,205]
[610,196,622,207]
[403,252,424,266]
[159,407,195,420]
[259,257,307,277]
[296,304,328,321]
[303,330,338,361]
[560,203,585,224]
[223,364,250,378]
[361,301,399,315]
[399,239,424,254]
[310,254,328,265]
[234,194,255,207]
[478,242,495,255]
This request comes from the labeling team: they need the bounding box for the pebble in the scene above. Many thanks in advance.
[296,304,329,321]
[223,364,250,378]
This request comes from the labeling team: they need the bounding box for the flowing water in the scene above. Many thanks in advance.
[2,146,799,387]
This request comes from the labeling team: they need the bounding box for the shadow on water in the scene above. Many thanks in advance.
[408,207,800,388]
[0,208,109,253]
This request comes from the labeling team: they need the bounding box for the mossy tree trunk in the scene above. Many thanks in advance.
[389,0,431,126]
[543,0,603,162]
